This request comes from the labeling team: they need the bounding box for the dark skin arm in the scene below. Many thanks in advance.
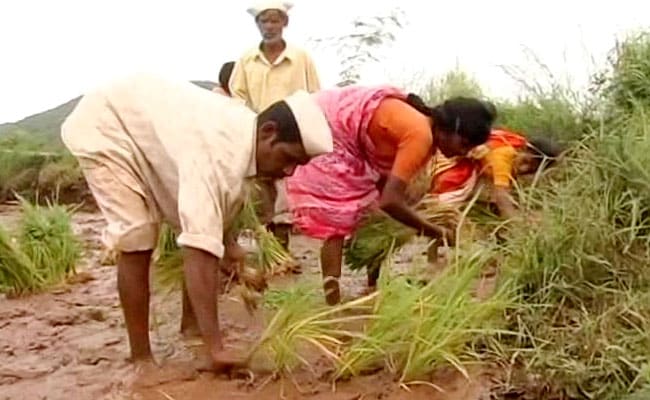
[379,175,454,244]
[180,231,243,336]
[493,186,518,220]
[183,247,244,371]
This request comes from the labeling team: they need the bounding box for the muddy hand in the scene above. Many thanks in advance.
[225,240,246,264]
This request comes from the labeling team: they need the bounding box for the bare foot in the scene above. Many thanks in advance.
[180,314,200,338]
[132,359,198,388]
[180,324,201,339]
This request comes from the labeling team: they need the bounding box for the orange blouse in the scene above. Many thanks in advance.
[366,98,434,183]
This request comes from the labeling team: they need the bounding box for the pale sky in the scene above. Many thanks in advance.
[1,0,648,123]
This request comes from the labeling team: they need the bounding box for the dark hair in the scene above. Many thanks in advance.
[405,94,496,147]
[218,62,235,90]
[527,136,564,166]
[257,100,302,143]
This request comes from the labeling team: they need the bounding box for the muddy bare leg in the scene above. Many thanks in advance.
[321,236,343,305]
[180,284,200,336]
[367,261,381,290]
[182,247,244,372]
[117,250,154,361]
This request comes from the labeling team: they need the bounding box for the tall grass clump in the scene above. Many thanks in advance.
[487,35,650,397]
[491,130,650,398]
[0,226,43,295]
[419,69,484,104]
[17,198,82,285]
[595,32,650,116]
[0,198,81,295]
[496,49,592,143]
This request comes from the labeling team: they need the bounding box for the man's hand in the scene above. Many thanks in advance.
[433,225,456,247]
[224,239,246,267]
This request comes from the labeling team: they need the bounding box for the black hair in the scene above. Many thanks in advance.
[257,100,302,143]
[218,62,235,91]
[527,136,564,167]
[405,94,497,147]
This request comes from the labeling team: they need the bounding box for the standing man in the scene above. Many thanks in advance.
[229,0,321,250]
[61,73,332,371]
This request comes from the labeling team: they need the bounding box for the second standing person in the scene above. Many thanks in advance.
[229,0,321,250]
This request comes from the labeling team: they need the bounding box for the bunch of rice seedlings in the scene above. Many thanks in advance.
[17,198,81,285]
[248,281,376,374]
[0,225,43,295]
[155,180,295,296]
[344,195,462,271]
[337,245,508,384]
[153,224,183,294]
[152,221,269,313]
[248,224,296,274]
[234,183,296,274]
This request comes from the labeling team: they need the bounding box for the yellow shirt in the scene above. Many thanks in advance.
[62,74,257,257]
[481,146,517,188]
[229,44,321,112]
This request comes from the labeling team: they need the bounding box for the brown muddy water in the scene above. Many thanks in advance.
[0,204,496,400]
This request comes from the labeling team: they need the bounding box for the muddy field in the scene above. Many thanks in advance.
[0,204,494,400]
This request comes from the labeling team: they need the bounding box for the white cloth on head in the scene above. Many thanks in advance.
[282,90,333,157]
[247,0,293,17]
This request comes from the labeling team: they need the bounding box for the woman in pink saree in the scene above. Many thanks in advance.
[286,85,496,304]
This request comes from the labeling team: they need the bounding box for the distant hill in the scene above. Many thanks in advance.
[0,80,217,147]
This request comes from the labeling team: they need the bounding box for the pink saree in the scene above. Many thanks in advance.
[286,85,406,239]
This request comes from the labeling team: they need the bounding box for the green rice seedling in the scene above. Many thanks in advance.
[234,184,296,274]
[262,284,321,311]
[248,224,296,274]
[152,178,297,296]
[337,245,509,384]
[17,197,81,285]
[0,225,43,295]
[152,222,268,313]
[344,195,461,272]
[250,281,377,374]
[153,224,184,295]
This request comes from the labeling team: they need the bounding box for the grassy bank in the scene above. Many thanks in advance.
[0,131,88,205]
[253,31,650,399]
